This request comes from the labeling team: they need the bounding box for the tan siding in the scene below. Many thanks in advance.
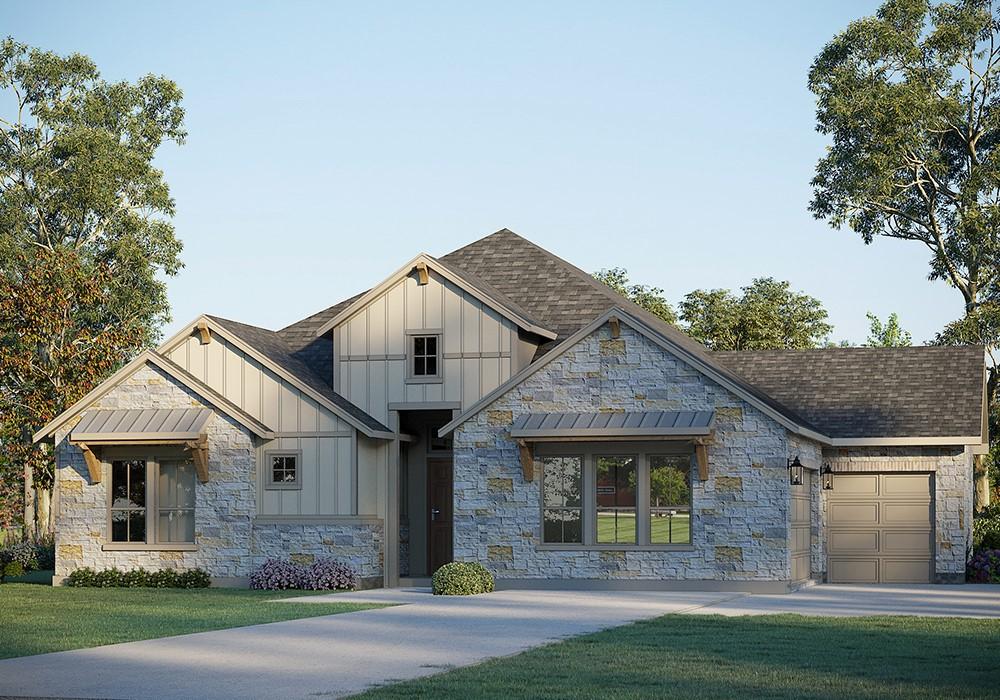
[160,332,357,517]
[335,270,519,417]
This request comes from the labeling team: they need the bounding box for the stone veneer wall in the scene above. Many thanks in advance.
[787,434,824,580]
[452,323,794,583]
[821,446,973,582]
[54,364,383,584]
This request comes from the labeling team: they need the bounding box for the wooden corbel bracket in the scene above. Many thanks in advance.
[609,316,621,338]
[75,442,103,483]
[185,437,210,483]
[414,262,429,286]
[516,439,534,482]
[693,437,710,481]
[196,320,212,345]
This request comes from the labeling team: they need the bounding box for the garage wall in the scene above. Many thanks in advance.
[821,446,973,582]
[788,434,823,582]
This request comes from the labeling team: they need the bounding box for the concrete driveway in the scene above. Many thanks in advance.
[685,583,1000,618]
[1,584,997,700]
[0,589,737,700]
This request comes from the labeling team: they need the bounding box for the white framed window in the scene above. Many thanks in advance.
[265,451,301,490]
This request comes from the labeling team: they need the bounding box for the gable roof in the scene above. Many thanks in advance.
[439,308,829,442]
[310,253,558,340]
[33,351,276,443]
[714,346,987,441]
[194,316,394,438]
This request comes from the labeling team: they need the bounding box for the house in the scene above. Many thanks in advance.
[34,229,987,591]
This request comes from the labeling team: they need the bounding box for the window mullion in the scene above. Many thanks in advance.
[148,457,156,545]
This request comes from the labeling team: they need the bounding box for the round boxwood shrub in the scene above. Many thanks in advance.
[432,562,495,595]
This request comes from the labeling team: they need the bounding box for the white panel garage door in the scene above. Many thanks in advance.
[826,473,933,584]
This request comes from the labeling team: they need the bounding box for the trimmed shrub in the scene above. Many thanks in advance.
[1,540,39,572]
[2,561,25,581]
[432,562,495,596]
[65,567,211,588]
[249,559,306,590]
[34,535,55,571]
[967,549,1000,583]
[305,558,359,591]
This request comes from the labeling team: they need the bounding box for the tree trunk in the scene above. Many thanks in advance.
[975,453,991,511]
[36,486,52,537]
[23,464,36,539]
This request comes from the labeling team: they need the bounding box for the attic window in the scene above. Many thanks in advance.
[410,335,439,378]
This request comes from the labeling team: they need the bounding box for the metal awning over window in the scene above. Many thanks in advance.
[70,408,212,484]
[72,408,213,442]
[509,411,715,440]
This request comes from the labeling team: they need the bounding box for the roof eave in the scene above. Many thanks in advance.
[439,307,830,441]
[312,254,558,340]
[161,316,392,439]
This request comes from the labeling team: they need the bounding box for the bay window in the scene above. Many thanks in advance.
[538,443,693,548]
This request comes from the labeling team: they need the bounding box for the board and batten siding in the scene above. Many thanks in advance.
[333,271,527,423]
[164,333,359,517]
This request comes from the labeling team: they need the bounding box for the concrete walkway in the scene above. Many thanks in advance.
[1,584,998,700]
[0,589,737,700]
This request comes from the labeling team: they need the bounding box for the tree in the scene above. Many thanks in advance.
[808,0,1000,505]
[0,38,185,531]
[865,312,913,347]
[593,267,677,324]
[678,278,833,350]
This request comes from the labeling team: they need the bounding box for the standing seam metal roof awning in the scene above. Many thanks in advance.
[509,411,715,439]
[71,408,213,442]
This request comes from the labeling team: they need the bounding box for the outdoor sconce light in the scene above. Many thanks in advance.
[787,456,804,486]
[821,464,834,491]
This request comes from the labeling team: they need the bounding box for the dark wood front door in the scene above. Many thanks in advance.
[427,457,453,574]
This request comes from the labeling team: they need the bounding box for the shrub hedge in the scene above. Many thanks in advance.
[66,567,212,588]
[432,562,494,595]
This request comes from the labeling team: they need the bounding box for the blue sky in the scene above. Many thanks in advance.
[5,0,955,344]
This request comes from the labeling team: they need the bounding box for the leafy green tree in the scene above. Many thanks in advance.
[649,465,689,507]
[865,312,913,347]
[593,267,677,324]
[679,278,833,350]
[0,38,185,531]
[808,0,1000,505]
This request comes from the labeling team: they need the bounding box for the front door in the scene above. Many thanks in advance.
[427,457,453,574]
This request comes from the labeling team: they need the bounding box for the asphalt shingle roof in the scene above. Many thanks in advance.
[214,228,985,442]
[714,347,985,439]
[206,315,391,435]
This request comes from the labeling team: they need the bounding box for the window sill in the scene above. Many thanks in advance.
[537,544,696,552]
[102,543,198,552]
[404,376,443,385]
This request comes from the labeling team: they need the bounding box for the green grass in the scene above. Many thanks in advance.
[597,512,690,544]
[0,578,383,659]
[354,614,1000,699]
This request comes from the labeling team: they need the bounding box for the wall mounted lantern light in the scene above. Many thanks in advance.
[787,456,804,486]
[821,464,834,491]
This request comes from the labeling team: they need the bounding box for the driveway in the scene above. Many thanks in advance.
[1,584,997,700]
[0,589,736,700]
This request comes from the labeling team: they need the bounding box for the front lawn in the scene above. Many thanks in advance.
[356,614,1000,699]
[0,581,383,659]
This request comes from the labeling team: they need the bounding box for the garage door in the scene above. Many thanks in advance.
[790,473,811,583]
[827,473,933,583]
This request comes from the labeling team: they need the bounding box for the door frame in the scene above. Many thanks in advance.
[426,455,454,573]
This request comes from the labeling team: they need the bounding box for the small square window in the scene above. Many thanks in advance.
[266,452,301,489]
[410,334,440,378]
